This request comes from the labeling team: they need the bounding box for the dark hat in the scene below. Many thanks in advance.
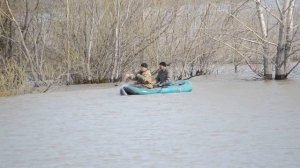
[141,63,148,68]
[159,62,167,67]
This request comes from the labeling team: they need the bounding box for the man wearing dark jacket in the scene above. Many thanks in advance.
[153,62,171,87]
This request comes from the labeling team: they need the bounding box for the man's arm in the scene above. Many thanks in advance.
[136,71,153,84]
[151,69,159,76]
[136,73,145,81]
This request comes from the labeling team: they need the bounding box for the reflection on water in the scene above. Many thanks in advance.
[0,76,300,168]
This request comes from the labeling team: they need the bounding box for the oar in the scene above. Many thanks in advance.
[120,86,128,96]
[118,81,134,96]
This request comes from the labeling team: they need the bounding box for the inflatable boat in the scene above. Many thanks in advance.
[120,80,192,95]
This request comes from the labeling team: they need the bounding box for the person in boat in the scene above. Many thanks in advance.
[123,63,154,88]
[153,62,171,87]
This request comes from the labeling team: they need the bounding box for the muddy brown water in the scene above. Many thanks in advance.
[1,75,300,168]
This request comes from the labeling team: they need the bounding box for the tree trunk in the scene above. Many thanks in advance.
[275,47,286,80]
[5,0,39,84]
[284,0,295,77]
[84,1,95,83]
[256,0,272,79]
[111,0,120,82]
[275,0,294,80]
[234,64,238,73]
[263,46,272,79]
[66,0,71,84]
[7,19,13,58]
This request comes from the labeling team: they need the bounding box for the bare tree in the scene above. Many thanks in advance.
[275,0,296,79]
[255,0,272,79]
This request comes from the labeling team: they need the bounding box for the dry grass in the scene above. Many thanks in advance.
[0,60,26,96]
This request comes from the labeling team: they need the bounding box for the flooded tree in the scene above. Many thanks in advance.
[275,0,296,79]
[219,0,299,80]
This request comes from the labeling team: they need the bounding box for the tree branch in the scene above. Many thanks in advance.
[286,60,300,76]
[254,0,282,23]
[276,0,283,18]
[211,3,277,46]
[205,32,263,76]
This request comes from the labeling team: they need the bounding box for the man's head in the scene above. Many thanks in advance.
[159,62,167,70]
[140,63,148,72]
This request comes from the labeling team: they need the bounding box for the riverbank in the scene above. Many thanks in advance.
[1,63,300,97]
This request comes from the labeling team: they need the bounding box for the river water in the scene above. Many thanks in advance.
[0,74,300,168]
